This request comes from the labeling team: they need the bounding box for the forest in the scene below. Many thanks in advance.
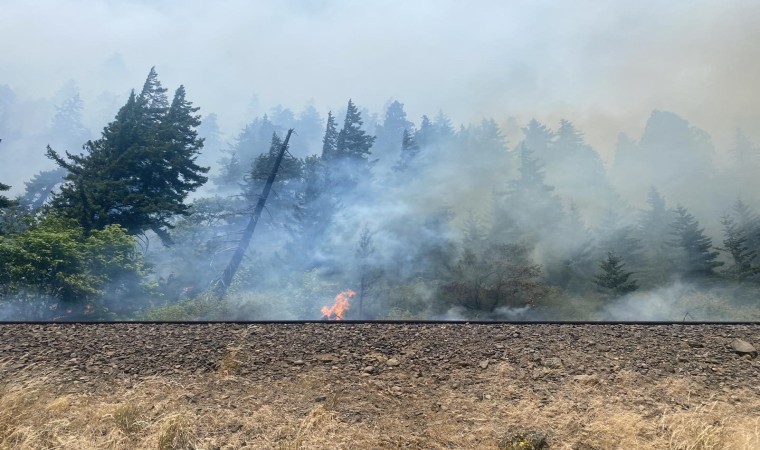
[1,68,759,322]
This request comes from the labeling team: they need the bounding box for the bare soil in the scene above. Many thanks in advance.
[0,323,758,449]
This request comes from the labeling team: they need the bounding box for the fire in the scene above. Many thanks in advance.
[321,290,356,320]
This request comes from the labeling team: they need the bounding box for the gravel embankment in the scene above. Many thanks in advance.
[0,323,757,397]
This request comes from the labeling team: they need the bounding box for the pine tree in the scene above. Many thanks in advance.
[595,251,638,296]
[335,99,375,161]
[553,203,597,293]
[355,226,382,317]
[394,129,420,171]
[47,68,209,244]
[717,213,759,279]
[462,210,487,252]
[521,119,554,161]
[730,129,759,173]
[49,90,90,150]
[491,143,563,244]
[374,100,413,159]
[19,168,66,210]
[246,133,303,213]
[214,114,281,190]
[634,187,676,286]
[732,199,760,254]
[0,181,16,209]
[293,104,323,156]
[415,115,434,149]
[321,111,339,160]
[668,205,723,276]
[597,208,643,269]
[433,111,455,141]
[286,154,340,271]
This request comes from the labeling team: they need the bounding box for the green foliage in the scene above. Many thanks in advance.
[46,68,209,244]
[594,251,639,296]
[321,111,339,160]
[381,278,434,319]
[394,128,420,171]
[140,294,228,321]
[335,99,375,162]
[0,182,16,209]
[18,168,66,211]
[435,244,548,316]
[144,268,344,321]
[669,206,723,277]
[0,217,144,316]
[717,213,759,280]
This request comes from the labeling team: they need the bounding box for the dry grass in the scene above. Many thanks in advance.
[0,366,757,450]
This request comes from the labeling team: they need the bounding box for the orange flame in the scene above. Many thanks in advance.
[321,290,356,320]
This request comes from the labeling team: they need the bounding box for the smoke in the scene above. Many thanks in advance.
[603,281,760,322]
[2,1,760,186]
[2,1,760,321]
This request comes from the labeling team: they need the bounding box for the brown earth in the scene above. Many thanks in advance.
[0,323,758,449]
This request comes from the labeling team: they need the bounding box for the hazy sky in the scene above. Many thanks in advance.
[2,0,759,159]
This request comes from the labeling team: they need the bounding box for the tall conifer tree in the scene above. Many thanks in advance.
[47,68,208,244]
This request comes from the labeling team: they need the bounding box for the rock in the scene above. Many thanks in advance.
[315,354,337,363]
[479,359,489,369]
[314,395,327,402]
[730,339,757,355]
[572,374,600,386]
[362,365,375,374]
[498,431,549,450]
[386,358,401,367]
[542,357,562,369]
[292,359,304,365]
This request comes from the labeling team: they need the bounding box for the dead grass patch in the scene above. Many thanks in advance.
[0,367,757,450]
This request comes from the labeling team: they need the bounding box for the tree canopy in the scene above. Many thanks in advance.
[46,68,208,244]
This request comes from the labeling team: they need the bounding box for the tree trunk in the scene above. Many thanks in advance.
[213,129,294,299]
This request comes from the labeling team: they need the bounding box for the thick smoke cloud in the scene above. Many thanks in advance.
[2,1,760,322]
[2,0,760,189]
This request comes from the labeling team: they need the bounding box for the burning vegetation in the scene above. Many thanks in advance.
[321,290,356,321]
[0,67,760,323]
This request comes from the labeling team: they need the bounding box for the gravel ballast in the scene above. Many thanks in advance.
[0,323,757,396]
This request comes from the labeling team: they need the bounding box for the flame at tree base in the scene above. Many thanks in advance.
[321,290,356,320]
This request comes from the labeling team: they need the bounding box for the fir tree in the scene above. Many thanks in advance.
[462,210,487,253]
[286,154,340,270]
[597,208,643,269]
[595,251,638,296]
[47,68,209,244]
[215,114,282,189]
[730,129,759,172]
[19,168,66,210]
[49,90,90,150]
[246,133,304,213]
[732,199,760,254]
[335,99,375,161]
[521,119,554,161]
[0,181,16,209]
[355,226,383,317]
[415,115,434,148]
[293,104,323,156]
[717,213,759,279]
[321,111,339,160]
[668,205,723,276]
[394,129,420,171]
[433,110,455,141]
[491,143,564,245]
[374,100,413,159]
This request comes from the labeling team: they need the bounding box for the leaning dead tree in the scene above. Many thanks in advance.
[213,129,294,299]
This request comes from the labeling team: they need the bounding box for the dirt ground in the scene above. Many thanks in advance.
[0,323,758,449]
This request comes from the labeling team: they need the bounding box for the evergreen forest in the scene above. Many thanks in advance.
[1,69,759,321]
